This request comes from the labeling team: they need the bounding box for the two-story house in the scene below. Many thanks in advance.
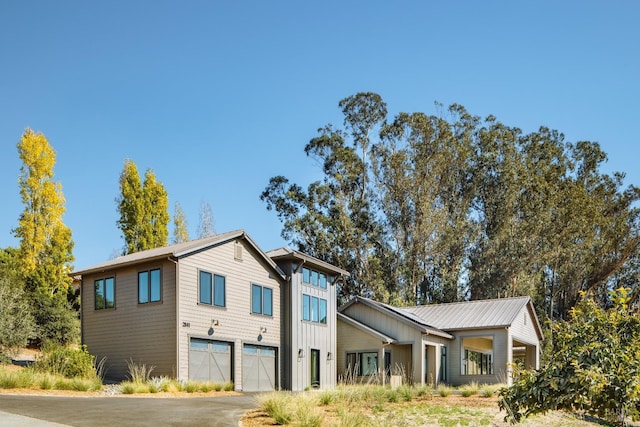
[73,230,347,392]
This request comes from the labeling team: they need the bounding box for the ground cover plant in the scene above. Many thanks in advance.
[246,383,605,427]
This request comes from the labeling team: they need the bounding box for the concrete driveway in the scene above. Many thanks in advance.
[0,393,259,427]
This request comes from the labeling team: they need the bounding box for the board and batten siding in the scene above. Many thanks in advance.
[176,239,282,390]
[448,328,509,386]
[288,268,337,391]
[81,259,177,380]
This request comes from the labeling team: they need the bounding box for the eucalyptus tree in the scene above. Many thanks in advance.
[197,201,215,238]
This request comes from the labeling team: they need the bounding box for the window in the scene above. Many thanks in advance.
[302,294,311,321]
[346,352,378,376]
[138,268,161,303]
[319,298,327,324]
[302,293,327,324]
[199,271,225,307]
[94,277,115,310]
[440,346,447,382]
[251,284,273,316]
[302,267,328,289]
[463,349,493,375]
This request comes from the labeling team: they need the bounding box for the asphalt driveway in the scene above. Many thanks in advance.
[0,393,259,427]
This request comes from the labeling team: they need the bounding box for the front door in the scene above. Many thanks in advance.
[310,349,320,388]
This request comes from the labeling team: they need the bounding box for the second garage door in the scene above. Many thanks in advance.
[242,344,276,391]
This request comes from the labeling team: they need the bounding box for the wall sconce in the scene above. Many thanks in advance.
[208,319,219,336]
[298,349,305,358]
[327,352,333,361]
[211,319,219,326]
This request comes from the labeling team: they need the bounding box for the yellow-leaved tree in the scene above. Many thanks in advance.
[13,128,78,345]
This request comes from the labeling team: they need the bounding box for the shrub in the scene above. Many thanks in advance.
[33,345,96,379]
[0,276,35,360]
[437,384,453,397]
[259,392,294,425]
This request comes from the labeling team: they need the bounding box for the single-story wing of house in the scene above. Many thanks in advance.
[337,296,543,386]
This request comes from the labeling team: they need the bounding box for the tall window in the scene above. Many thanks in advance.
[251,284,273,316]
[199,271,225,307]
[440,346,447,382]
[346,352,378,376]
[138,268,161,303]
[94,277,115,310]
[302,293,327,324]
[463,349,493,375]
[302,267,327,289]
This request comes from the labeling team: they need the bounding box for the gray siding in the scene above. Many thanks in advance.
[287,268,337,391]
[448,328,509,386]
[81,259,177,380]
[176,238,282,390]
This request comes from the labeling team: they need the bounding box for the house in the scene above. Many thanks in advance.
[337,296,543,386]
[73,230,348,392]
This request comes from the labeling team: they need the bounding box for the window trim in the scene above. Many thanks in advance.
[94,276,115,310]
[251,283,273,316]
[302,293,327,324]
[302,267,328,290]
[346,351,378,376]
[138,268,162,304]
[198,270,226,307]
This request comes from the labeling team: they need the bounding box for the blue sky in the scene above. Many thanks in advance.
[1,1,638,270]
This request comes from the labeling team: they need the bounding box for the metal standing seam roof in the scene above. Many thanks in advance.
[72,229,285,279]
[340,296,454,339]
[402,296,533,331]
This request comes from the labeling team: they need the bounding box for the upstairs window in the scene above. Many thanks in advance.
[251,284,273,316]
[302,267,327,289]
[199,271,225,307]
[138,268,161,304]
[302,293,327,324]
[95,277,115,310]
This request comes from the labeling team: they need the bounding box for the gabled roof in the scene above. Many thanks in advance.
[266,247,350,277]
[339,296,454,339]
[73,229,286,280]
[337,312,396,344]
[403,296,544,340]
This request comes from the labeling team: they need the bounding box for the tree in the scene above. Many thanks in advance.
[12,128,77,346]
[197,201,215,238]
[116,160,169,254]
[262,93,640,313]
[172,201,190,244]
[500,288,640,425]
[0,274,35,362]
[14,128,74,296]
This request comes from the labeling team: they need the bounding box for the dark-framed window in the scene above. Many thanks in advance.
[346,352,378,376]
[302,293,327,324]
[302,267,328,289]
[251,284,273,316]
[94,277,115,310]
[199,270,225,307]
[138,268,161,304]
[440,346,447,382]
[463,349,493,375]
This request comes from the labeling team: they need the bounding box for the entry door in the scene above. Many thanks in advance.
[189,338,232,383]
[243,344,277,391]
[310,349,320,388]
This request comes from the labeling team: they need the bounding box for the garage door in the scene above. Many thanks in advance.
[242,344,276,391]
[189,338,232,383]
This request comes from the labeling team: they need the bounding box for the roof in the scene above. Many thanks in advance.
[337,312,396,344]
[266,247,350,277]
[340,296,454,339]
[73,229,286,280]
[403,296,544,340]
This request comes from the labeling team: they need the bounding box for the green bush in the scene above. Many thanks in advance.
[0,276,35,360]
[33,345,96,378]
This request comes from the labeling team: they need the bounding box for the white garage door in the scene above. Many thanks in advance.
[189,338,232,383]
[242,344,276,391]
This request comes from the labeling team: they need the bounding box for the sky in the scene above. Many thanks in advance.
[1,1,638,271]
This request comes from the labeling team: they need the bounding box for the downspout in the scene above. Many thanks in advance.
[79,277,84,346]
